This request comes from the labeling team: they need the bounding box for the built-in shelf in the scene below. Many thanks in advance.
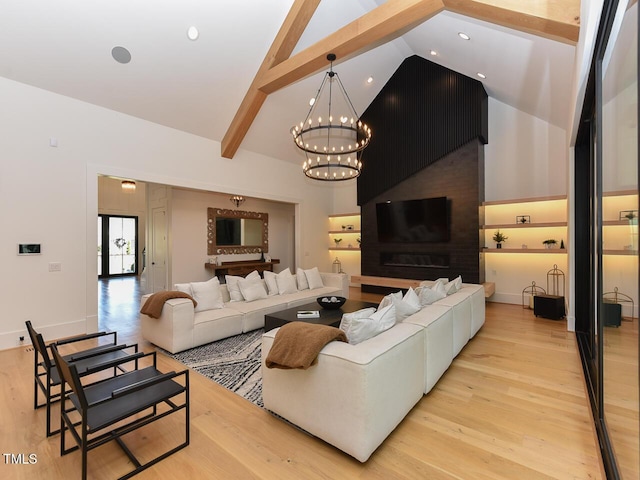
[604,249,638,256]
[482,194,567,206]
[604,220,637,226]
[329,212,361,253]
[482,222,567,229]
[483,248,567,254]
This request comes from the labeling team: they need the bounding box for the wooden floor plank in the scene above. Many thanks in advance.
[0,285,605,479]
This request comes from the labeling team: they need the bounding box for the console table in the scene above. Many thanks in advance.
[204,259,280,277]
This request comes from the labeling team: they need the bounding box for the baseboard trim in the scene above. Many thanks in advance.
[1,318,87,351]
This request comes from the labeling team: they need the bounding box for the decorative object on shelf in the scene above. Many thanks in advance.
[603,287,635,323]
[332,257,343,274]
[348,243,352,248]
[121,180,136,191]
[292,53,371,181]
[334,238,343,247]
[357,237,361,248]
[229,195,245,209]
[543,239,558,249]
[492,230,508,248]
[619,210,638,221]
[341,225,346,230]
[346,225,354,230]
[547,264,565,297]
[516,215,530,224]
[560,239,565,249]
[521,244,528,249]
[317,296,346,310]
[522,281,546,309]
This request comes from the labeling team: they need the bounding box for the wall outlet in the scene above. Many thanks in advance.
[48,262,62,272]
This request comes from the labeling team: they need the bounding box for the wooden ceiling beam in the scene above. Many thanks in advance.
[221,0,321,159]
[443,0,580,44]
[258,0,445,94]
[222,0,580,159]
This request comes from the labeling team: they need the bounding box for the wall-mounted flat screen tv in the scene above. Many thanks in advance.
[376,197,449,243]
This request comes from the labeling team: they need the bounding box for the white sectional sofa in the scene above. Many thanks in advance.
[140,271,348,353]
[261,281,485,462]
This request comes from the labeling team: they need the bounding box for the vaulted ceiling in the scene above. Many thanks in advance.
[0,0,579,165]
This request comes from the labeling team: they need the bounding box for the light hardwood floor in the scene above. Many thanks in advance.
[1,283,605,479]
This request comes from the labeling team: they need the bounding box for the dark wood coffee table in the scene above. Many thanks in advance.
[264,299,378,332]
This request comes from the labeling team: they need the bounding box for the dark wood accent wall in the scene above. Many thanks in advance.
[358,55,488,206]
[357,55,487,285]
[361,140,485,285]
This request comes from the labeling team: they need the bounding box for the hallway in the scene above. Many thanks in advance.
[98,276,142,344]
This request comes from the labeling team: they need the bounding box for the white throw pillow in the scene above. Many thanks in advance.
[418,281,447,306]
[296,268,309,290]
[378,291,402,310]
[238,278,268,302]
[226,270,260,302]
[444,275,462,295]
[190,277,224,312]
[339,305,396,345]
[339,307,377,344]
[276,268,298,295]
[392,287,421,322]
[263,271,278,296]
[304,267,324,290]
[174,283,192,295]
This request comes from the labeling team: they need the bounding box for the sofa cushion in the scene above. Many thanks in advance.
[238,277,268,302]
[305,267,324,290]
[392,288,421,321]
[444,275,462,295]
[226,270,260,301]
[417,281,446,306]
[174,283,192,295]
[296,268,310,290]
[190,277,224,312]
[378,291,402,310]
[339,305,396,345]
[276,269,298,295]
[263,271,279,296]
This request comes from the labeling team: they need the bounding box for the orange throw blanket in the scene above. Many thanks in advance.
[265,322,347,370]
[140,291,197,319]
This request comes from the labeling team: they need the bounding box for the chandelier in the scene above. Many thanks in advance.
[230,195,245,208]
[291,53,371,181]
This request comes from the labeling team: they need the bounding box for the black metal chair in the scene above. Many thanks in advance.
[51,345,189,480]
[25,320,139,436]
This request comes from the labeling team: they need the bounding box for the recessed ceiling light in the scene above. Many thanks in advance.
[187,26,199,41]
[111,46,131,64]
[309,97,315,106]
[367,76,374,84]
[430,50,438,56]
[477,72,486,79]
[458,32,470,40]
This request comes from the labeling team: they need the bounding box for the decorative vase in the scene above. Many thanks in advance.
[496,243,502,249]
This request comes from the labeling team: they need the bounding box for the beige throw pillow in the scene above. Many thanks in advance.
[190,277,224,312]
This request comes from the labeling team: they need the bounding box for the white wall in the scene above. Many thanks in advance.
[484,98,569,201]
[0,76,335,350]
[483,98,570,307]
[170,188,295,285]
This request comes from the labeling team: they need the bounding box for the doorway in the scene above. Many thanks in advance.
[98,214,139,277]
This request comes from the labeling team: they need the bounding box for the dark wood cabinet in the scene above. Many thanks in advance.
[204,259,279,277]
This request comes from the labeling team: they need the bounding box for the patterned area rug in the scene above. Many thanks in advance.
[167,329,264,408]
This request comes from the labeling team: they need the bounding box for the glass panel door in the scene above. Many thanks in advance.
[601,2,639,477]
[98,215,138,277]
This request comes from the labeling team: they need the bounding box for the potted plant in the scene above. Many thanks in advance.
[334,238,343,248]
[492,230,508,248]
[543,239,558,249]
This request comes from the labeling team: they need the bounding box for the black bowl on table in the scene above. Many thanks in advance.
[317,296,347,310]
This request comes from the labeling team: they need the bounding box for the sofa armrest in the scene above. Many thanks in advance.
[262,322,424,462]
[139,294,196,353]
[319,272,349,299]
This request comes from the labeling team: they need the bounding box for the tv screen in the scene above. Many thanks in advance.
[376,197,449,243]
